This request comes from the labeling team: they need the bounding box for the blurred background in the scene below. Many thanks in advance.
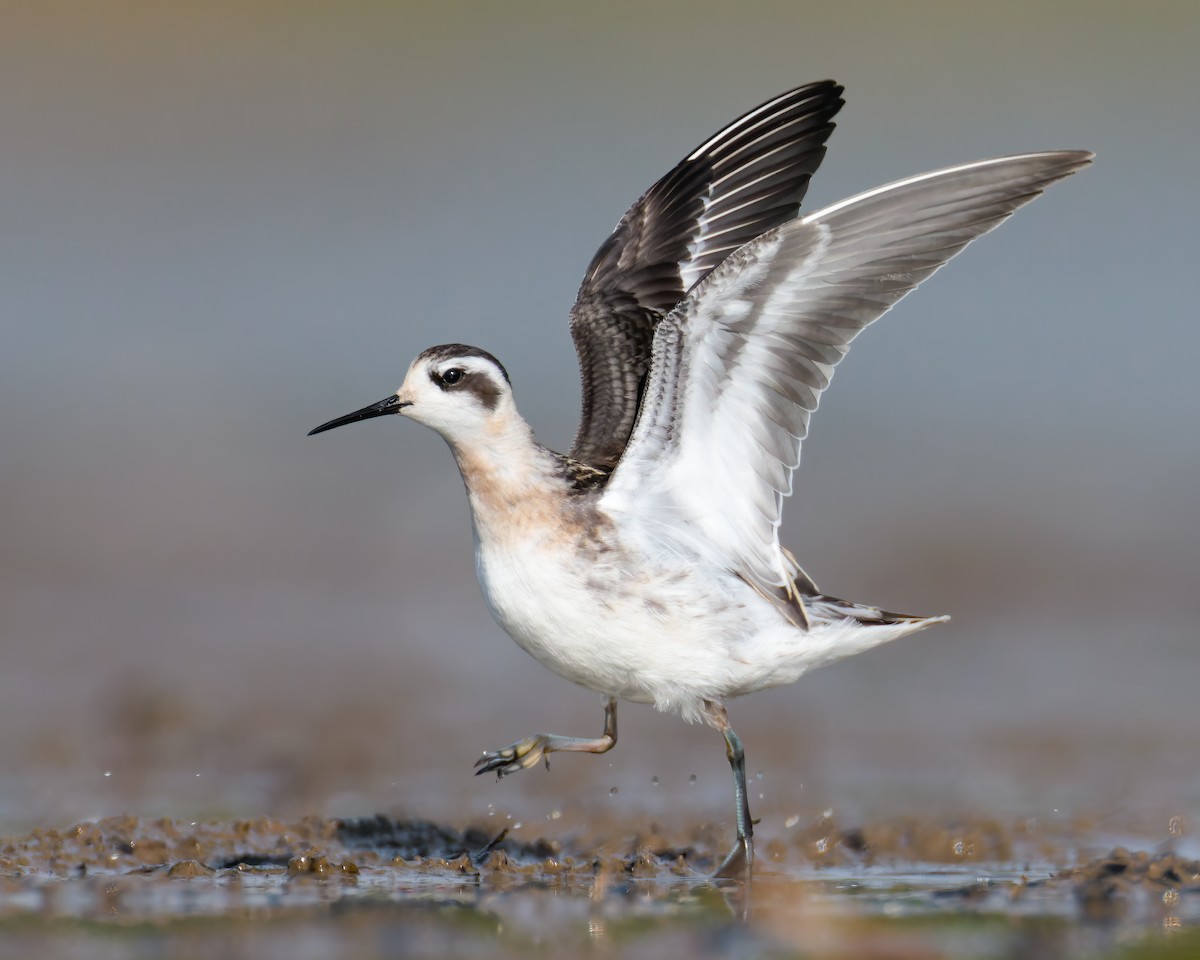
[1,2,1196,843]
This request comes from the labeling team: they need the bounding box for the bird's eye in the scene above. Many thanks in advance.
[441,368,464,385]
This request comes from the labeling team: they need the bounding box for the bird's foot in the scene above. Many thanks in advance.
[712,835,754,881]
[474,734,553,778]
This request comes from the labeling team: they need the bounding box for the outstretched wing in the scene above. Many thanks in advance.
[600,151,1093,608]
[569,81,844,468]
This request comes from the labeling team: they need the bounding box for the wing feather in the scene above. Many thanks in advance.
[568,81,844,467]
[600,151,1093,609]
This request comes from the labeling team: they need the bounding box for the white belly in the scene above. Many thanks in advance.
[470,514,935,724]
[474,532,765,720]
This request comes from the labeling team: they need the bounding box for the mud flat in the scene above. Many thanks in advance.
[0,812,1197,958]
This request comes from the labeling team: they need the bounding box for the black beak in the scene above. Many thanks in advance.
[308,395,410,436]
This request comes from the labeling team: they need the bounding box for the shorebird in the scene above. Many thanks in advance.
[309,81,1091,877]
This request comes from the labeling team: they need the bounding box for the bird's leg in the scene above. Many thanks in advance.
[706,701,754,880]
[474,697,617,779]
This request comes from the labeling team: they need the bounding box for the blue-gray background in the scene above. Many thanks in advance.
[2,2,1196,839]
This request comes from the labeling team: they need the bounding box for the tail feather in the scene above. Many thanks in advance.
[805,593,948,628]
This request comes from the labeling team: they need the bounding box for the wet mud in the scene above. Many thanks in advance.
[2,812,1198,959]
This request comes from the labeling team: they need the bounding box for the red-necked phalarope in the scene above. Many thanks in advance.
[310,81,1091,878]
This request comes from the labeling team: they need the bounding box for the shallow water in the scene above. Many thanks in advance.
[2,813,1198,959]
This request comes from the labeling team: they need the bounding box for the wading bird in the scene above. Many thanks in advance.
[309,81,1091,877]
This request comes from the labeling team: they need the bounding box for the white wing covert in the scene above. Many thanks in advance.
[600,151,1093,614]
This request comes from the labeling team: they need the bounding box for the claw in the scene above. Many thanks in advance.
[473,734,551,778]
[471,704,617,781]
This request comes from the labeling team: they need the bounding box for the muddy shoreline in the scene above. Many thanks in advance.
[2,812,1197,959]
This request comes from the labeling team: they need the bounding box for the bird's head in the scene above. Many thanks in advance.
[308,343,515,443]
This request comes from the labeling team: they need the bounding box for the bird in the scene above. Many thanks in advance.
[308,80,1091,878]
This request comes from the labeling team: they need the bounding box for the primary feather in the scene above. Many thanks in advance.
[569,81,844,468]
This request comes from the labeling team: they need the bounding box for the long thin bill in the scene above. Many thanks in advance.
[308,394,409,436]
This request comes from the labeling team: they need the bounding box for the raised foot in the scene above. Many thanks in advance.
[474,734,553,778]
[712,836,754,881]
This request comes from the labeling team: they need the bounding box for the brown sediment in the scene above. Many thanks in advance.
[286,854,359,879]
[1053,847,1200,921]
[0,812,1194,887]
[0,810,1198,946]
[0,816,1195,960]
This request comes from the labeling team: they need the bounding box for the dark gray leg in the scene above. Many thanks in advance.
[475,697,617,778]
[707,702,754,879]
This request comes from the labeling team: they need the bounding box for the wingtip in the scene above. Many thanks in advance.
[1018,149,1096,187]
[1039,148,1095,169]
[806,77,845,98]
[1011,149,1095,174]
[797,78,846,114]
[1067,149,1096,172]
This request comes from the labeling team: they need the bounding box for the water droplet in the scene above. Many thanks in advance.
[784,815,800,829]
[953,839,965,856]
[822,807,833,819]
[487,803,495,817]
[815,837,827,853]
[650,776,659,787]
[550,809,562,820]
[688,774,698,785]
[506,813,513,820]
[103,771,112,778]
[513,822,522,830]
[1168,815,1184,836]
[755,771,764,781]
[609,786,618,796]
[758,792,764,800]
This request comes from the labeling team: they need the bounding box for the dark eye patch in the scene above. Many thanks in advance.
[427,363,502,411]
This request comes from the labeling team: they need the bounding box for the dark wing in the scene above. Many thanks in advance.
[568,81,844,468]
